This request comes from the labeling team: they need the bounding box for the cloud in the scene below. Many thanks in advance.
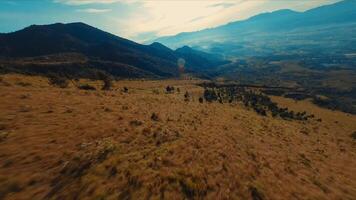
[53,0,343,41]
[208,3,236,9]
[54,0,125,5]
[77,8,111,13]
[189,16,207,23]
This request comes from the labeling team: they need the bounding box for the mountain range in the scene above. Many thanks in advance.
[0,0,355,79]
[0,23,226,78]
[153,0,356,57]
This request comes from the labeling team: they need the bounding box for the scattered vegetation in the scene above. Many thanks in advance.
[200,83,314,120]
[96,71,113,90]
[351,131,356,140]
[151,113,160,121]
[0,180,22,199]
[130,120,143,127]
[249,186,265,200]
[16,81,32,87]
[77,84,96,90]
[0,77,11,86]
[166,86,175,93]
[123,87,129,93]
[152,89,159,94]
[48,74,69,88]
[312,96,356,114]
[184,91,190,101]
[199,97,204,103]
[0,131,10,142]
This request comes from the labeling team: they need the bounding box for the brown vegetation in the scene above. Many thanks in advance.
[0,74,355,200]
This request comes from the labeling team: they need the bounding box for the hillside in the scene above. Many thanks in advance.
[0,74,355,199]
[0,23,227,78]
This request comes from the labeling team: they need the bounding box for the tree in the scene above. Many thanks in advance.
[96,71,113,90]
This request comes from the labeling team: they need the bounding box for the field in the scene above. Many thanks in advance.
[0,74,355,200]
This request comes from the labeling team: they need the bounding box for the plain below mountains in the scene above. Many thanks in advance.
[153,0,356,57]
[0,22,228,78]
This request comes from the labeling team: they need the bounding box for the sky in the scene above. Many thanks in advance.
[0,0,342,42]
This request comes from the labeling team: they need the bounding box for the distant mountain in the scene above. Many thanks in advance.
[153,0,356,57]
[0,23,227,78]
[174,46,228,71]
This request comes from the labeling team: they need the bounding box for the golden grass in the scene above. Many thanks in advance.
[0,74,355,199]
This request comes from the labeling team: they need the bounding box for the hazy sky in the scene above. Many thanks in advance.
[0,0,342,42]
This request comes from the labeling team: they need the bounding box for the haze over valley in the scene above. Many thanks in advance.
[0,1,355,199]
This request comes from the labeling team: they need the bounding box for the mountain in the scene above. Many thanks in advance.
[0,23,227,78]
[174,46,228,71]
[153,0,356,57]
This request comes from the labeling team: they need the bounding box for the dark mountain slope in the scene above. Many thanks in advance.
[175,46,228,70]
[0,23,227,78]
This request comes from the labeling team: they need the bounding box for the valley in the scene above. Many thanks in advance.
[0,0,355,199]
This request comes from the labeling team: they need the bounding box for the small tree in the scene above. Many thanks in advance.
[96,71,113,90]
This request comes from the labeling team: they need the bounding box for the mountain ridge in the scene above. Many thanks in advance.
[0,22,228,78]
[152,0,356,53]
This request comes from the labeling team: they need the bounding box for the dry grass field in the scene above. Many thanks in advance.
[0,74,355,200]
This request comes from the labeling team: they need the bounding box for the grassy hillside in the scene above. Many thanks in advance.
[0,74,355,199]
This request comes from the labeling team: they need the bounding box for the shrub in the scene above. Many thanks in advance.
[184,91,190,101]
[152,89,159,94]
[166,86,175,93]
[16,82,32,87]
[249,186,265,200]
[151,113,160,121]
[200,83,313,121]
[351,132,356,140]
[78,84,96,90]
[123,87,129,93]
[130,120,143,126]
[48,75,68,88]
[203,89,218,102]
[96,71,113,90]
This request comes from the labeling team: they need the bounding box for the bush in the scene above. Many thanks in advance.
[78,84,96,90]
[95,71,113,90]
[152,89,159,94]
[123,87,129,93]
[200,83,313,121]
[16,82,32,87]
[151,113,160,121]
[48,75,68,88]
[184,91,190,101]
[203,89,218,102]
[166,86,175,93]
[351,132,356,140]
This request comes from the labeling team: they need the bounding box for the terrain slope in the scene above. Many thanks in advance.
[0,74,355,199]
